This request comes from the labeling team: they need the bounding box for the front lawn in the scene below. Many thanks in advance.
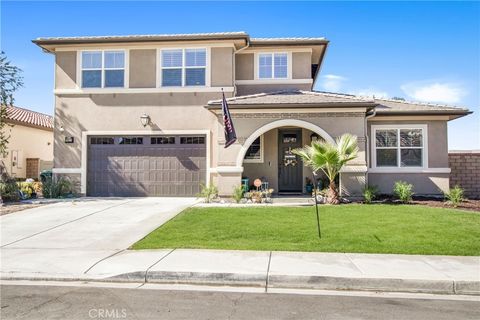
[132,205,480,256]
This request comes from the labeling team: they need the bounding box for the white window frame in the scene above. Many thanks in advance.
[371,124,428,171]
[79,50,128,89]
[254,52,292,80]
[158,47,210,88]
[243,135,264,163]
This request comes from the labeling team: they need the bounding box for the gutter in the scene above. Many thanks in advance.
[311,41,329,91]
[205,102,376,110]
[232,37,251,97]
[364,108,377,186]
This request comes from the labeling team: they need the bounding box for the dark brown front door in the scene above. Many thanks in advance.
[278,129,302,192]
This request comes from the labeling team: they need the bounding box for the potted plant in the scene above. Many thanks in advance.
[251,191,263,203]
[305,177,314,193]
[262,188,274,203]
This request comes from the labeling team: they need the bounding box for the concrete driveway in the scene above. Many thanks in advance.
[0,197,196,277]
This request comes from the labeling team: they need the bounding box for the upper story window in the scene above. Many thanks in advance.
[161,48,206,87]
[258,53,288,79]
[81,51,125,88]
[373,125,426,169]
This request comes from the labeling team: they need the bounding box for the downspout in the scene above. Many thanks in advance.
[233,37,250,97]
[364,108,377,186]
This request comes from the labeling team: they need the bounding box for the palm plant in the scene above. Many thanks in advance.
[293,134,359,204]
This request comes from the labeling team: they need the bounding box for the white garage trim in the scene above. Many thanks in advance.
[81,130,211,195]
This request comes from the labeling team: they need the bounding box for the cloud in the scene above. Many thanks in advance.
[319,74,347,92]
[401,81,467,104]
[352,88,389,99]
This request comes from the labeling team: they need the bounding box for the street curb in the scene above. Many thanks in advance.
[267,275,456,294]
[145,271,267,287]
[454,280,480,295]
[2,273,479,296]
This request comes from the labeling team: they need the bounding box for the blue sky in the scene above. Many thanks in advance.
[1,1,479,150]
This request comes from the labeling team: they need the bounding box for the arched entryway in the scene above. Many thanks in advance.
[237,119,335,194]
[236,119,335,167]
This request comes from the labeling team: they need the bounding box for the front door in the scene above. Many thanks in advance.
[278,129,303,192]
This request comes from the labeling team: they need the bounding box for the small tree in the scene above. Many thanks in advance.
[0,51,24,158]
[293,134,359,204]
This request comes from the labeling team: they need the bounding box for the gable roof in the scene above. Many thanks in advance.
[206,90,471,119]
[4,106,53,130]
[206,90,375,108]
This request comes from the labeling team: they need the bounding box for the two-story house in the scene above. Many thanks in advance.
[33,32,470,197]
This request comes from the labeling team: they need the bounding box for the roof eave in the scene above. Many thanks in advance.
[249,39,329,47]
[32,33,250,52]
[374,110,472,120]
[5,118,54,131]
[205,102,376,110]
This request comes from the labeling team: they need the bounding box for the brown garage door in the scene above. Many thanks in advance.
[87,135,206,197]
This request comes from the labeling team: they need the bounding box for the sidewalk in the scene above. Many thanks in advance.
[1,249,478,295]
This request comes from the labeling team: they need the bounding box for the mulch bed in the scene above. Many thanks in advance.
[0,202,46,216]
[367,195,480,212]
[412,199,480,212]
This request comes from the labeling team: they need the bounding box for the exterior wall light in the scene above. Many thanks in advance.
[140,113,150,127]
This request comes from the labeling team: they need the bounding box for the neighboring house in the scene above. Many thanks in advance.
[1,106,54,179]
[33,31,471,197]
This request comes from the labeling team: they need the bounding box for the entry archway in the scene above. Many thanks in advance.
[236,119,336,167]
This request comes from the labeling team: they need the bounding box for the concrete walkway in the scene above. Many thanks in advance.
[1,248,478,295]
[0,197,196,280]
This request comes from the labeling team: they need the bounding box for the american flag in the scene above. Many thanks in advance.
[222,91,237,148]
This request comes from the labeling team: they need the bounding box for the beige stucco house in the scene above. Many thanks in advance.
[33,32,471,197]
[1,106,54,179]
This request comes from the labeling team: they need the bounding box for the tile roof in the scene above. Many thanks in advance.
[207,90,471,116]
[207,90,374,106]
[373,97,470,114]
[4,106,53,129]
[33,32,328,46]
[33,32,249,44]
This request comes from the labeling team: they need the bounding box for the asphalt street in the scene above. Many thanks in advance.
[1,284,479,320]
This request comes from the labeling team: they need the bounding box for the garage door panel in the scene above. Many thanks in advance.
[87,135,206,197]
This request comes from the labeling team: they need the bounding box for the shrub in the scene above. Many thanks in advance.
[42,176,73,199]
[0,178,20,202]
[18,182,35,199]
[444,185,464,207]
[232,185,244,203]
[393,181,414,203]
[196,183,218,203]
[363,185,378,204]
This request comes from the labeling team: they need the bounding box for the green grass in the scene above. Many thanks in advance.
[132,204,480,256]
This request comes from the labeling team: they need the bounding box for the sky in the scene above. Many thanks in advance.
[1,1,479,150]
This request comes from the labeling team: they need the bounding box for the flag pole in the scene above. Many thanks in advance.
[313,171,321,238]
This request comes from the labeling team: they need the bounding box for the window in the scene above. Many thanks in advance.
[161,48,206,87]
[258,53,288,79]
[119,137,143,145]
[90,137,114,145]
[373,126,425,169]
[151,137,175,144]
[81,51,125,88]
[244,136,263,163]
[180,136,205,144]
